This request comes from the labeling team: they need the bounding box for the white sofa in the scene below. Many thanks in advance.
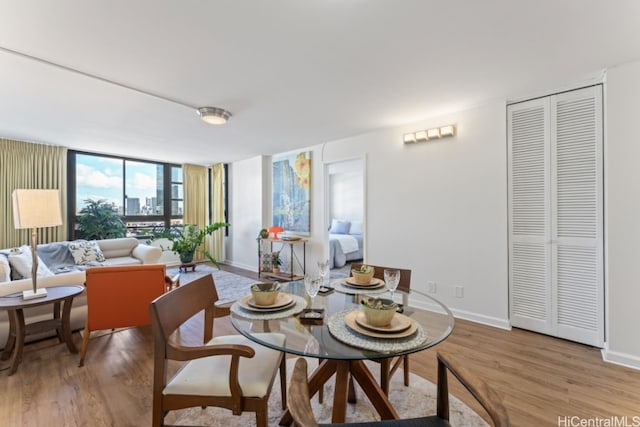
[0,237,162,349]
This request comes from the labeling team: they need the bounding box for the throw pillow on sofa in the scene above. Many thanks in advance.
[0,255,10,282]
[7,245,55,279]
[68,240,106,265]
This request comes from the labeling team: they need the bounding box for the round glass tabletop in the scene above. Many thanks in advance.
[230,280,454,360]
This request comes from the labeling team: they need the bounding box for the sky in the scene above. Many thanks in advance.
[75,154,160,213]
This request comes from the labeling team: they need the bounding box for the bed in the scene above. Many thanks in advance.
[328,219,364,269]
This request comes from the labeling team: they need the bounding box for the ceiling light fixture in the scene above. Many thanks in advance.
[197,107,232,125]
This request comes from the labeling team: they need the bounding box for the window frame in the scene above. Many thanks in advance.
[67,150,183,240]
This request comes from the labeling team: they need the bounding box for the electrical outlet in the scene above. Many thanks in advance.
[455,286,464,298]
[427,281,437,293]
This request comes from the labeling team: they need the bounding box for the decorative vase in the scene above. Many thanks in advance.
[272,267,280,274]
[179,250,195,264]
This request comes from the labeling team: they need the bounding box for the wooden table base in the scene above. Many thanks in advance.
[0,291,79,376]
[279,358,399,425]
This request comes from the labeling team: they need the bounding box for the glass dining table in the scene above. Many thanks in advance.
[229,280,455,425]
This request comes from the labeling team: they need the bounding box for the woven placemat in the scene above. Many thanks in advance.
[327,310,427,353]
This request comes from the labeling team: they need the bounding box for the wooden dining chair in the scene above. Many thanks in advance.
[351,262,412,394]
[79,264,177,366]
[149,274,287,427]
[289,353,510,427]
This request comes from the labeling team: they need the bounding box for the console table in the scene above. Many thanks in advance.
[257,237,307,281]
[0,285,84,375]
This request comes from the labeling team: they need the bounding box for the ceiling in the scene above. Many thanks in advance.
[1,1,639,165]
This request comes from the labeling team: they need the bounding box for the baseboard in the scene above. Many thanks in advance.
[409,300,511,331]
[449,308,512,330]
[601,346,640,370]
[224,260,258,272]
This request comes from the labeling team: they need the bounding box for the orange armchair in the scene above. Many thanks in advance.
[79,264,171,366]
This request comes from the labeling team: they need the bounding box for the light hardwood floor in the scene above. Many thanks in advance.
[1,265,639,426]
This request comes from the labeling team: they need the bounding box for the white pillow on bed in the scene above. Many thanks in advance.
[330,219,351,234]
[350,221,363,235]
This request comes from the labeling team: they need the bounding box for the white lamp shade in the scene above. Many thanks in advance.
[12,189,63,229]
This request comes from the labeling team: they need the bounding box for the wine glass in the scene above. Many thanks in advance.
[384,269,401,301]
[304,274,323,318]
[317,259,330,289]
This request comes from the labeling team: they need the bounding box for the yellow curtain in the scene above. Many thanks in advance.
[209,163,225,262]
[0,139,68,249]
[182,164,208,260]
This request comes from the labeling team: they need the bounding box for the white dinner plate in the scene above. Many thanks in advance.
[343,310,418,339]
[342,277,386,289]
[354,310,412,334]
[238,294,295,312]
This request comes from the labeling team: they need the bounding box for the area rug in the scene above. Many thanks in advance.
[167,265,258,303]
[169,358,488,426]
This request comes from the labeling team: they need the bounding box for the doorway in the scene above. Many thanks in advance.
[324,158,365,278]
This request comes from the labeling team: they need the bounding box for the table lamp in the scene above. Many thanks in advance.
[12,189,63,300]
[267,226,284,240]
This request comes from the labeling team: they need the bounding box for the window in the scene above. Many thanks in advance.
[68,151,182,239]
[170,166,183,217]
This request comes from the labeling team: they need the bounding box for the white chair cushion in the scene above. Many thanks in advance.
[163,333,285,398]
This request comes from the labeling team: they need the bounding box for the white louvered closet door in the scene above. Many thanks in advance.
[508,85,603,347]
[551,87,603,346]
[508,98,552,334]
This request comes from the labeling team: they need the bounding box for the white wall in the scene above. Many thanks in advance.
[329,164,363,223]
[228,101,509,326]
[226,156,264,271]
[603,60,640,368]
[313,101,510,327]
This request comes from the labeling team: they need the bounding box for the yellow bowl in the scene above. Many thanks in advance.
[351,268,375,284]
[250,282,280,306]
[360,297,397,327]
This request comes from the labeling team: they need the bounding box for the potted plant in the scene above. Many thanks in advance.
[76,199,126,239]
[256,228,269,240]
[152,222,229,267]
[271,251,283,274]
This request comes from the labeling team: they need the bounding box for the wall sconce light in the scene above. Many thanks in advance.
[415,130,428,142]
[403,124,456,144]
[439,125,455,137]
[403,133,416,144]
[427,128,440,139]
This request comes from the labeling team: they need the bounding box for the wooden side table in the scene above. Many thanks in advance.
[179,262,197,273]
[257,237,307,282]
[0,285,84,376]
